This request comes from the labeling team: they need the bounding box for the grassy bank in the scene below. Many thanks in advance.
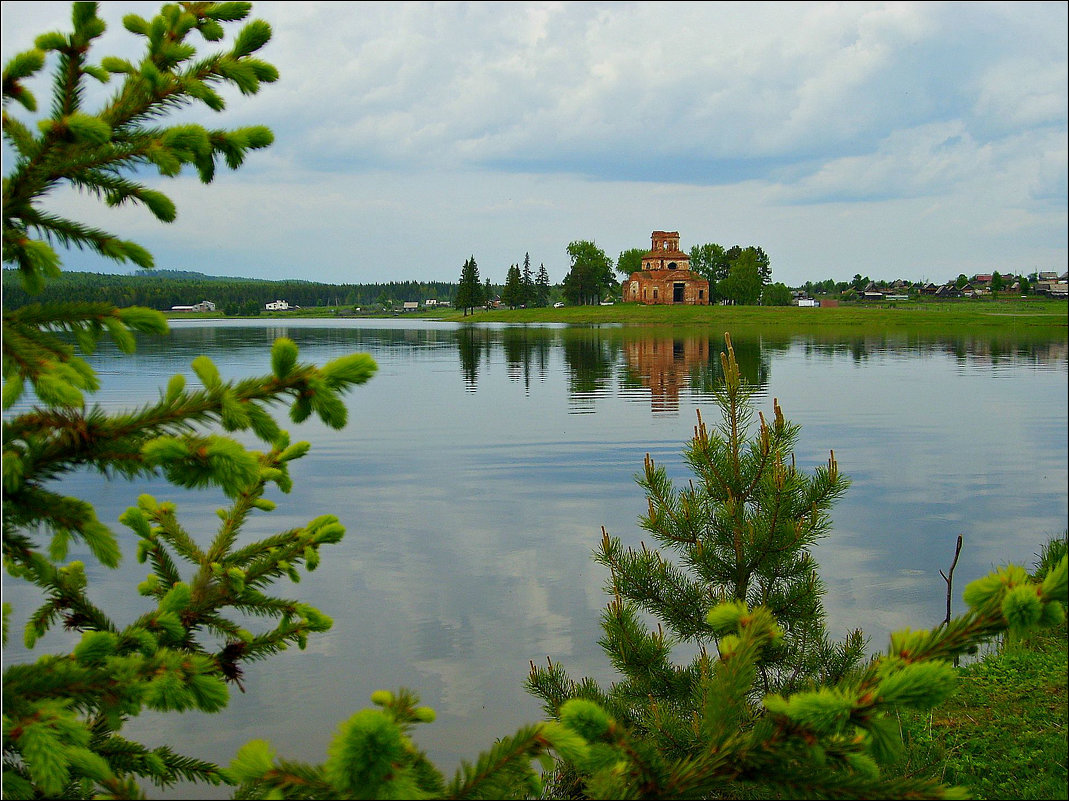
[892,537,1069,800]
[168,297,1068,335]
[447,297,1067,331]
[892,621,1068,800]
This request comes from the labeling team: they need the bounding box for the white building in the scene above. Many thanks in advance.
[170,300,215,312]
[265,300,291,311]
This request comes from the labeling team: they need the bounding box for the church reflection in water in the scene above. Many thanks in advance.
[620,336,711,413]
[448,324,1064,413]
[452,325,776,412]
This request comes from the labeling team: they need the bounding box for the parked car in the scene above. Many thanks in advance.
[553,301,565,308]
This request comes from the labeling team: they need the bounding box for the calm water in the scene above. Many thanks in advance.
[4,318,1067,794]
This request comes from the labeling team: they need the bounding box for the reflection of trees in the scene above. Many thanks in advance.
[560,329,618,413]
[138,323,460,359]
[501,327,552,394]
[796,333,1067,369]
[685,335,773,398]
[147,323,1063,404]
[456,327,492,393]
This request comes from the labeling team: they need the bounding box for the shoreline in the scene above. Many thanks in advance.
[163,298,1068,331]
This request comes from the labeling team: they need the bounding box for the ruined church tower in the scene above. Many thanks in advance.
[623,230,709,305]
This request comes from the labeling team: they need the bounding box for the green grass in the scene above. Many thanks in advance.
[892,622,1068,800]
[167,297,1068,332]
[893,537,1069,800]
[447,297,1067,331]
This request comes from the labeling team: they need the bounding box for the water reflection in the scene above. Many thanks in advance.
[152,319,1067,396]
[4,317,1066,799]
[795,332,1067,368]
[443,324,1065,413]
[501,327,552,393]
[620,336,710,413]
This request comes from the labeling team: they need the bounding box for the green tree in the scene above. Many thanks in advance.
[722,245,771,284]
[501,263,523,309]
[956,273,969,289]
[526,336,1068,799]
[530,333,862,705]
[719,249,764,305]
[1,3,379,796]
[689,242,726,282]
[990,271,1004,297]
[520,252,535,307]
[690,244,770,303]
[562,240,614,305]
[615,247,646,278]
[761,281,793,306]
[689,242,730,302]
[749,245,772,285]
[455,255,482,315]
[535,262,551,307]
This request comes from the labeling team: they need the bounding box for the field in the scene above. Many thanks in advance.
[170,297,1068,333]
[445,297,1067,328]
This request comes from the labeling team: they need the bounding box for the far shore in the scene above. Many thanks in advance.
[165,297,1068,332]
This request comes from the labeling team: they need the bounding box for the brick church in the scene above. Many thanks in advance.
[622,231,709,305]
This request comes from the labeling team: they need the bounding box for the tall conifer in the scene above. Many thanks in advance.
[523,334,1064,798]
[521,252,534,307]
[454,255,482,315]
[502,263,523,308]
[536,262,551,307]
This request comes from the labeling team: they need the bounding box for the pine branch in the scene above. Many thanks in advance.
[444,724,549,800]
[93,734,228,789]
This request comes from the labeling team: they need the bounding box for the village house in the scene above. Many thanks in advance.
[1035,272,1069,298]
[622,231,709,305]
[265,300,291,311]
[170,300,215,312]
[861,282,885,300]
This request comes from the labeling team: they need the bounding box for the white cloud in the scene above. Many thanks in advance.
[975,57,1069,129]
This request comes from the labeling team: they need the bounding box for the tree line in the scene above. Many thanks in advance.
[455,252,554,314]
[0,269,462,312]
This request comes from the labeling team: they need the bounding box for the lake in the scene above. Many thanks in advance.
[3,317,1067,795]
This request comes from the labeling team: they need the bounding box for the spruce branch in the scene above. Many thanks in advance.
[0,7,381,796]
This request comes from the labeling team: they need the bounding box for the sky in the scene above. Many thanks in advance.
[1,1,1066,288]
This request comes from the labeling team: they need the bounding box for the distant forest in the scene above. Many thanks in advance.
[1,269,463,311]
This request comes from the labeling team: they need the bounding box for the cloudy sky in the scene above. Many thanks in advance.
[2,1,1066,287]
